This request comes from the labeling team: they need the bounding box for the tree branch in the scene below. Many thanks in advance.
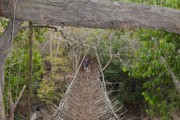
[102,34,113,71]
[94,47,119,119]
[161,57,180,93]
[9,85,26,120]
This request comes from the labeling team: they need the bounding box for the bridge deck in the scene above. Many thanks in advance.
[50,63,120,120]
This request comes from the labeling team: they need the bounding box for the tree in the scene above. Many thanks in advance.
[122,30,180,119]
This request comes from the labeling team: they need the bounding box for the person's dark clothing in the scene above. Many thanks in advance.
[83,59,90,67]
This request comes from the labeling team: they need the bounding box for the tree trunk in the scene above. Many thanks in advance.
[0,0,180,34]
[0,87,6,120]
[0,19,22,120]
[0,62,5,93]
[0,61,5,120]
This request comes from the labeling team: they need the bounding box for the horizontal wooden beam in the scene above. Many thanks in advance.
[0,0,180,33]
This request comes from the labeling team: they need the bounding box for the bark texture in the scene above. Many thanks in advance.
[0,89,6,120]
[0,0,180,33]
[0,19,22,120]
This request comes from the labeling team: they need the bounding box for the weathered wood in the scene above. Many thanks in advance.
[0,89,6,120]
[0,19,22,120]
[0,0,180,34]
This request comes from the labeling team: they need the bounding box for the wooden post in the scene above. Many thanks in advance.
[28,22,33,120]
[0,89,6,120]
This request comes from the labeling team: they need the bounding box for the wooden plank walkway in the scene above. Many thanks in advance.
[50,63,121,120]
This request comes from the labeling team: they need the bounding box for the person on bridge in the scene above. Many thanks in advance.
[83,58,90,72]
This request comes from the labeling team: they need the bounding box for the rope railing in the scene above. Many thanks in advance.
[64,46,90,95]
[50,58,123,120]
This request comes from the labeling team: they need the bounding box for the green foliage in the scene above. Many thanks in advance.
[34,27,47,43]
[3,23,46,113]
[106,66,144,105]
[45,47,70,73]
[37,75,66,104]
[4,49,44,96]
[114,0,180,9]
[0,18,9,34]
[37,79,55,104]
[37,32,71,104]
[123,30,180,119]
[94,29,145,105]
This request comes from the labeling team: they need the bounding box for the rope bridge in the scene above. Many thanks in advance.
[49,63,124,120]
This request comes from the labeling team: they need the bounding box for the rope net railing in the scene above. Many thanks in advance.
[46,63,125,120]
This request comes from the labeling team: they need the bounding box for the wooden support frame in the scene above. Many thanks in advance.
[0,0,180,34]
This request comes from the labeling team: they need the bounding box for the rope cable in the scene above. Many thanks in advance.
[15,49,25,100]
[94,47,119,119]
[7,0,18,115]
[65,46,90,95]
[58,46,90,110]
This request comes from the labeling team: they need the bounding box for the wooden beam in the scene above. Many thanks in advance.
[0,0,180,33]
